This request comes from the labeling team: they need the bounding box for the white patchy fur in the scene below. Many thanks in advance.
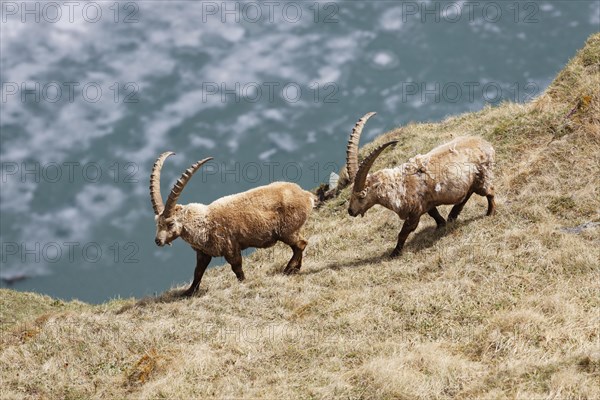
[349,136,495,221]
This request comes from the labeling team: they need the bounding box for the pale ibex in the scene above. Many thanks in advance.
[345,113,496,257]
[150,152,315,296]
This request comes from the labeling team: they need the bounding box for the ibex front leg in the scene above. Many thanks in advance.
[182,251,211,297]
[390,214,421,258]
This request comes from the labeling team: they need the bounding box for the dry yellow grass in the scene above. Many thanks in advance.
[1,34,599,399]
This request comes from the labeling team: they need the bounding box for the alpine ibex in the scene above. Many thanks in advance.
[150,152,315,296]
[345,113,496,257]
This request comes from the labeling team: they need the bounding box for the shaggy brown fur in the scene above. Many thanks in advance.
[150,154,315,296]
[347,132,496,257]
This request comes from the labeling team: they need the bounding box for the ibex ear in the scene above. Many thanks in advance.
[372,181,382,189]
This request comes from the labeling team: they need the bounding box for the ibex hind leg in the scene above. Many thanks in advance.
[486,195,496,216]
[484,186,496,216]
[225,251,245,282]
[282,234,307,275]
[476,165,496,216]
[427,207,446,229]
[474,185,496,217]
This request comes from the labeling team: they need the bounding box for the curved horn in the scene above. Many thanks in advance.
[150,151,175,216]
[346,112,377,182]
[162,157,214,218]
[352,140,398,193]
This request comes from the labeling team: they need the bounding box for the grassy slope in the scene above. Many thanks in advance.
[1,34,598,400]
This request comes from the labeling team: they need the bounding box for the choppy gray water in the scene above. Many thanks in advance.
[1,1,598,302]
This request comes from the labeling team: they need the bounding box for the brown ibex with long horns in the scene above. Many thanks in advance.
[150,153,315,296]
[344,112,496,257]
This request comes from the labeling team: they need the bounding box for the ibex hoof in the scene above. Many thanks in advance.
[389,250,402,258]
[283,267,300,275]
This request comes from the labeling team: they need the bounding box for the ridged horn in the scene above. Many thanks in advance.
[162,157,214,218]
[352,141,398,193]
[150,152,175,216]
[346,112,377,182]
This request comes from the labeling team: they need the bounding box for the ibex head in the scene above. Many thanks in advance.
[344,112,397,217]
[149,152,212,246]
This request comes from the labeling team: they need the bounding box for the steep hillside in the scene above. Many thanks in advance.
[1,34,598,400]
